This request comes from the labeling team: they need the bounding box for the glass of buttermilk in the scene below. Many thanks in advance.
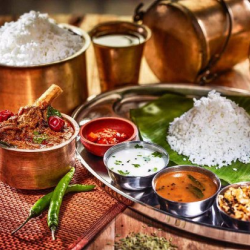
[89,21,151,92]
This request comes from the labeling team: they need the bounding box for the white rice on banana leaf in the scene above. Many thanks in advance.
[167,90,250,168]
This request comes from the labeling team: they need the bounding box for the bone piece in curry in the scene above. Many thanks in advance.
[33,84,63,107]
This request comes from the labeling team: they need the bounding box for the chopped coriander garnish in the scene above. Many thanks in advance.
[153,167,158,172]
[112,156,116,158]
[134,144,143,149]
[151,151,163,158]
[118,170,130,176]
[33,137,45,144]
[137,155,142,156]
[132,164,140,168]
[33,131,47,144]
[115,160,122,165]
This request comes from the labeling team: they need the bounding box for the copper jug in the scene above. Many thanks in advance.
[134,0,250,84]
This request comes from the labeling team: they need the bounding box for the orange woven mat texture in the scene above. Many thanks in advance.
[0,161,126,250]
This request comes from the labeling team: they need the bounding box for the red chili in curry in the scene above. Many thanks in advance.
[48,116,65,132]
[87,128,128,144]
[0,110,14,122]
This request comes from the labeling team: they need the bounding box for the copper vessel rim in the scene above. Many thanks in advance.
[0,24,91,68]
[3,114,79,152]
[89,20,151,49]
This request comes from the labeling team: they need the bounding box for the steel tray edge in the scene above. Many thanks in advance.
[73,83,250,246]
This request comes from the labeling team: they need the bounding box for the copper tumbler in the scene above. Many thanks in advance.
[89,21,151,92]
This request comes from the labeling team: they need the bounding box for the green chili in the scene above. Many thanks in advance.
[11,183,95,235]
[48,167,75,240]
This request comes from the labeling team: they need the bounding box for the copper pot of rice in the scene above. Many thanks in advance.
[134,0,250,84]
[0,21,90,115]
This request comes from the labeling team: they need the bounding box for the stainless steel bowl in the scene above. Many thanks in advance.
[216,182,250,230]
[152,165,221,218]
[0,114,79,190]
[103,141,169,190]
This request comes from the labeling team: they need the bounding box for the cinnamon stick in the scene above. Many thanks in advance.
[33,84,63,107]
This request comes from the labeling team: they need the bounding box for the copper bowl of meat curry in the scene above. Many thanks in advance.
[0,85,79,190]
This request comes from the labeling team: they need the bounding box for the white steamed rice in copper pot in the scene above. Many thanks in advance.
[0,11,83,66]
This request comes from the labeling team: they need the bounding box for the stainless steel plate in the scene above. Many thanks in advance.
[73,84,250,245]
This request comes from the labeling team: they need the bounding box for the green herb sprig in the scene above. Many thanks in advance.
[47,106,62,118]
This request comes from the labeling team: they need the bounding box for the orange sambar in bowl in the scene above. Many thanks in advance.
[155,170,218,202]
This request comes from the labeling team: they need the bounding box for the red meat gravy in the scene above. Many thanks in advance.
[0,104,74,150]
[155,170,218,202]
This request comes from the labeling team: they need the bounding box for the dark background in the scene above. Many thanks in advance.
[0,0,152,15]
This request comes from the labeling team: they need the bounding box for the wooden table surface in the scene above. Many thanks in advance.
[1,13,250,250]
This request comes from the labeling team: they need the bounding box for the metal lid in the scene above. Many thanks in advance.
[135,0,236,84]
[140,0,206,82]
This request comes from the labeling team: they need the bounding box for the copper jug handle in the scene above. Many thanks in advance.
[134,0,177,23]
[134,2,145,23]
[198,0,233,85]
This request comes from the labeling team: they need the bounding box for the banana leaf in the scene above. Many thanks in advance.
[130,93,250,184]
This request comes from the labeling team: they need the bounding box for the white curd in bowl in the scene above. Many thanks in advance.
[106,144,167,177]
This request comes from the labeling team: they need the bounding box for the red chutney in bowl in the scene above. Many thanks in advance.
[80,117,137,157]
[87,128,128,144]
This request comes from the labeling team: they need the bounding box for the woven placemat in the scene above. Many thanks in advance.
[0,161,127,250]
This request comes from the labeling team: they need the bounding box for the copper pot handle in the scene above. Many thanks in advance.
[198,0,233,85]
[134,2,144,22]
[134,0,177,23]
